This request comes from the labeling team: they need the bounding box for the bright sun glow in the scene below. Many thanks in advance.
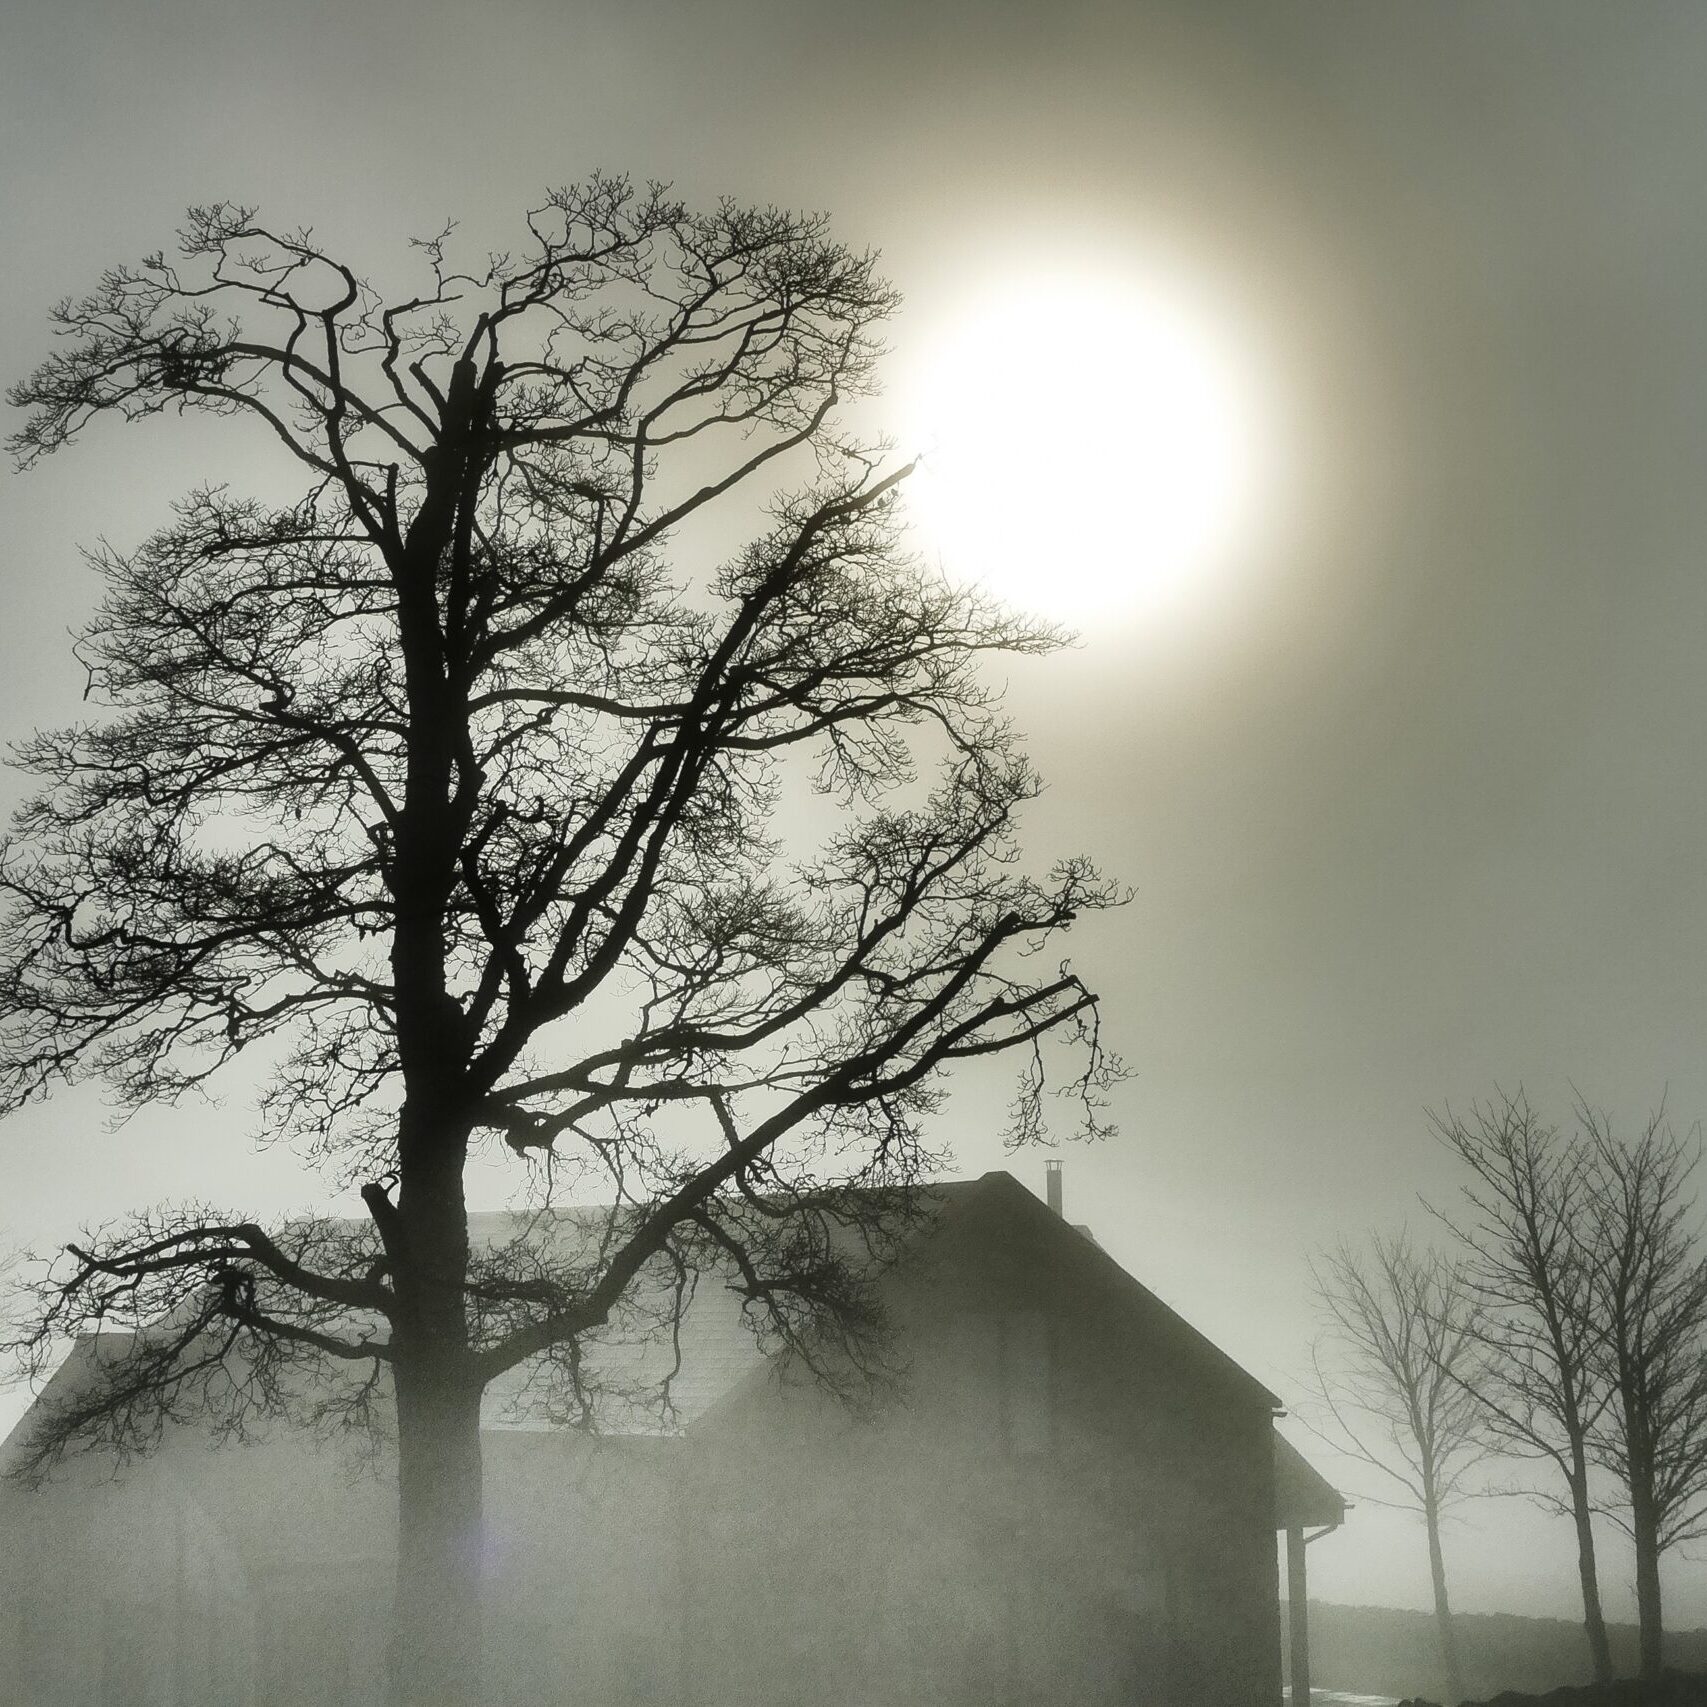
[903,267,1275,625]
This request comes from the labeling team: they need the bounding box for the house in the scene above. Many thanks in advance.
[0,1169,1344,1706]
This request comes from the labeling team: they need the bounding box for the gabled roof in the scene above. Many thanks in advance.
[477,1230,766,1435]
[472,1172,1357,1532]
[472,1183,981,1434]
[6,1174,1321,1493]
[477,1170,1285,1433]
[0,1330,136,1471]
[965,1170,1283,1412]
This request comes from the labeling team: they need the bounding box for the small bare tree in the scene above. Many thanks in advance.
[1429,1091,1613,1684]
[1309,1235,1486,1707]
[1578,1103,1707,1680]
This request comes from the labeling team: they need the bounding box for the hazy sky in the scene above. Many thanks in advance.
[7,0,1707,1623]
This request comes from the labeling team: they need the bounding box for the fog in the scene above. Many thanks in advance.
[6,2,1707,1703]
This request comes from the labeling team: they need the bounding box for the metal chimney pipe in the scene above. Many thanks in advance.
[1045,1159,1063,1217]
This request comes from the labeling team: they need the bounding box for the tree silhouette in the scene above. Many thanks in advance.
[1577,1104,1707,1680]
[1308,1234,1486,1707]
[0,183,1119,1707]
[1428,1091,1614,1684]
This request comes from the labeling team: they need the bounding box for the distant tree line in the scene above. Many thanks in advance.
[1292,1602,1707,1706]
[1306,1091,1707,1700]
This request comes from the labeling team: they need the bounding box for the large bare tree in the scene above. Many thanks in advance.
[1429,1091,1613,1684]
[0,184,1119,1707]
[1309,1234,1487,1707]
[1577,1104,1707,1680]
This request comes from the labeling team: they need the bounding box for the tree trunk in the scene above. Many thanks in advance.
[1566,1452,1613,1684]
[385,1133,483,1707]
[1424,1495,1465,1706]
[379,341,491,1706]
[1631,1483,1665,1680]
[389,1358,484,1707]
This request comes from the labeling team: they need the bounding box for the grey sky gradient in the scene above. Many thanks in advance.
[6,0,1707,1622]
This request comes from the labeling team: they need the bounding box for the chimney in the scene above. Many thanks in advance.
[1044,1159,1064,1218]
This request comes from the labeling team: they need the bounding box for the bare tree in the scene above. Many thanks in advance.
[0,184,1121,1707]
[1577,1103,1707,1680]
[1428,1091,1613,1684]
[1309,1235,1486,1707]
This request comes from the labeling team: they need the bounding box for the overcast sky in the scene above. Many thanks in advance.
[8,0,1707,1623]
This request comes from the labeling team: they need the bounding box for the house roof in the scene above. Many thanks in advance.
[5,1172,1344,1533]
[471,1171,1294,1451]
[1273,1431,1347,1529]
[473,1172,1353,1530]
[475,1224,767,1435]
[0,1330,136,1470]
[2,1177,1287,1444]
[968,1170,1284,1412]
[471,1178,990,1434]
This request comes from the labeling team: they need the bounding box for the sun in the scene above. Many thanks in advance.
[901,266,1274,626]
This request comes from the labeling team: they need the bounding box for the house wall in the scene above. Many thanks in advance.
[1,1452,264,1706]
[673,1175,1282,1707]
[480,1432,686,1707]
[0,1419,392,1707]
[0,1179,1284,1707]
[916,1174,1280,1707]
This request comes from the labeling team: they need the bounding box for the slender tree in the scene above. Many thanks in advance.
[1577,1104,1707,1680]
[1309,1235,1486,1707]
[1428,1091,1613,1683]
[0,185,1120,1707]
